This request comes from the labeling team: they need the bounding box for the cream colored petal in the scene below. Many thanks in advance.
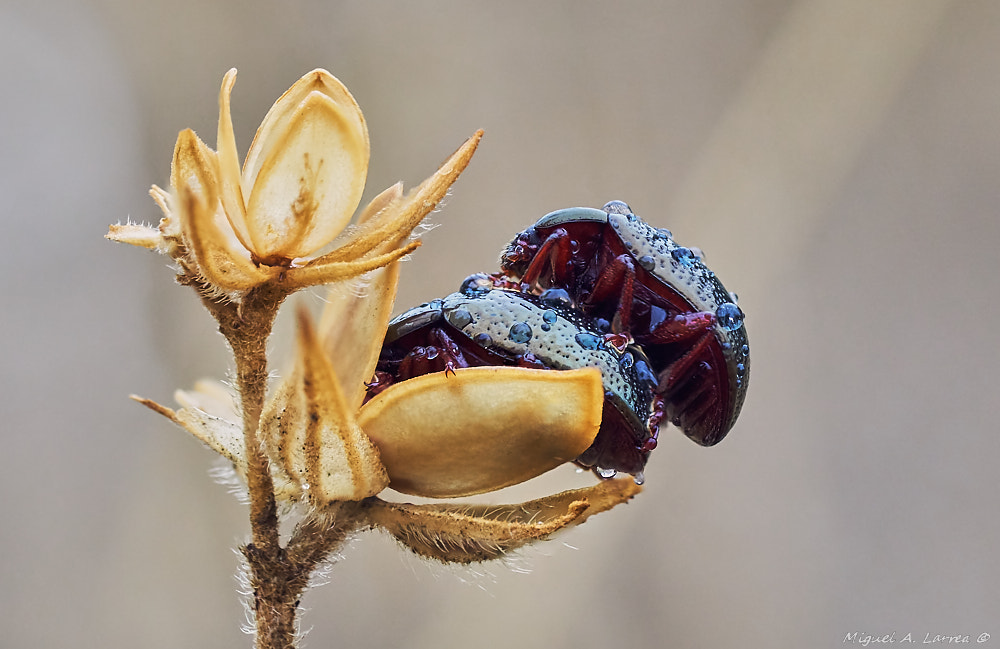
[131,395,245,469]
[242,69,368,197]
[312,130,482,266]
[357,366,603,498]
[149,185,172,219]
[364,478,641,563]
[106,223,161,249]
[283,240,419,290]
[318,259,400,411]
[355,182,403,230]
[244,91,369,262]
[133,394,301,501]
[174,379,239,422]
[214,68,253,252]
[173,129,269,291]
[259,308,388,503]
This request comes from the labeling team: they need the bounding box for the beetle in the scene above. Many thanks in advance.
[499,200,749,447]
[367,277,658,480]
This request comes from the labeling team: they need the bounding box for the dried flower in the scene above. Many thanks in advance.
[108,68,478,299]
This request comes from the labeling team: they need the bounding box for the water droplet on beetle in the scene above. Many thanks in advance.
[655,227,673,239]
[459,273,492,296]
[575,332,604,350]
[539,287,573,308]
[540,323,551,332]
[634,359,657,386]
[603,200,632,215]
[619,352,635,370]
[689,246,705,261]
[672,246,695,266]
[473,332,492,348]
[508,322,533,344]
[596,467,618,479]
[637,255,656,271]
[741,344,749,355]
[633,471,645,486]
[715,303,745,331]
[449,308,473,329]
[729,291,739,303]
[594,318,611,333]
[542,309,558,324]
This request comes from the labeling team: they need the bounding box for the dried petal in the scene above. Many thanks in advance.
[259,308,389,503]
[318,261,401,411]
[106,223,161,249]
[357,367,603,498]
[312,130,482,266]
[283,240,419,290]
[214,68,253,253]
[240,70,369,262]
[364,478,642,563]
[242,69,368,197]
[173,129,269,290]
[133,394,301,501]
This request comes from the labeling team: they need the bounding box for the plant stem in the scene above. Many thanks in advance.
[198,282,368,648]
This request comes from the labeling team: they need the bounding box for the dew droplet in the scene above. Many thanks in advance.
[637,254,656,271]
[459,273,492,296]
[542,309,558,324]
[634,359,657,387]
[603,200,632,215]
[619,351,635,370]
[729,291,739,303]
[671,246,695,266]
[539,287,573,308]
[715,303,745,331]
[689,246,705,261]
[574,332,604,350]
[540,323,551,332]
[508,322,533,344]
[473,332,492,348]
[448,308,473,329]
[596,467,618,479]
[632,471,645,486]
[741,344,749,355]
[655,227,673,239]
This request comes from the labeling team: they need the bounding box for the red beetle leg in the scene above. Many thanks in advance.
[515,352,548,369]
[429,327,470,377]
[398,346,435,380]
[642,393,667,452]
[364,370,395,397]
[647,311,715,344]
[585,254,636,334]
[520,228,574,288]
[656,331,714,397]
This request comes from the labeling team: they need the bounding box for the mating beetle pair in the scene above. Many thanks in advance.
[368,201,749,481]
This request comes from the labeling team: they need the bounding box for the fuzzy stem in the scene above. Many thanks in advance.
[198,281,368,649]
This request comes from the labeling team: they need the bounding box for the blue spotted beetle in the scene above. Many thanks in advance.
[367,277,658,480]
[499,201,749,447]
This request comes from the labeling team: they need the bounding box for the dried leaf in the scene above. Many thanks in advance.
[364,478,642,563]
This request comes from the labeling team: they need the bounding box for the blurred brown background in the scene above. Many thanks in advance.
[2,1,997,647]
